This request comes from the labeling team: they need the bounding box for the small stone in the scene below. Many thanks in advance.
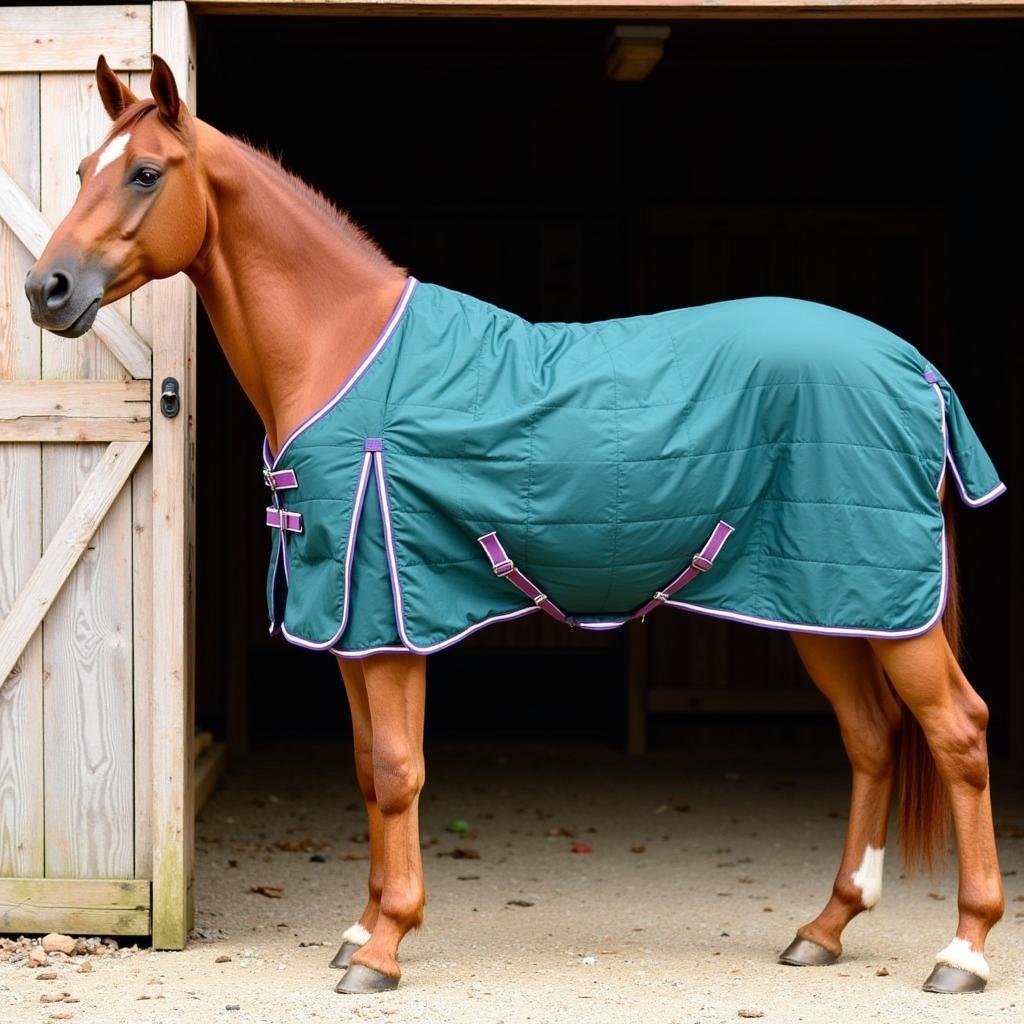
[77,962,92,974]
[40,992,70,1003]
[41,935,77,956]
[27,947,49,968]
[738,1012,765,1019]
[215,955,232,963]
[580,956,597,965]
[876,966,890,976]
[226,1003,241,1010]
[36,971,58,980]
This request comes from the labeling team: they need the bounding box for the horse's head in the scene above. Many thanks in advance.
[25,55,206,337]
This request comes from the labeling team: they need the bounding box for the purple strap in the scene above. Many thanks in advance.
[266,507,303,533]
[634,520,735,619]
[477,532,569,624]
[263,467,298,491]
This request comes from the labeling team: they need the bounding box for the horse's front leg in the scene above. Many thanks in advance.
[779,634,901,966]
[335,652,427,994]
[870,627,1003,993]
[329,657,385,971]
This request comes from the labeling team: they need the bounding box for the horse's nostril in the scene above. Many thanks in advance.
[44,271,72,309]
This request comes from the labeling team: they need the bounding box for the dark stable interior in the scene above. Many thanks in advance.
[195,16,1021,757]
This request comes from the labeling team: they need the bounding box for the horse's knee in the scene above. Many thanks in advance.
[372,745,425,816]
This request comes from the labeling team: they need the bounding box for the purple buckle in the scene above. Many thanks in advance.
[266,507,303,533]
[263,467,298,491]
[492,559,514,577]
[691,553,714,572]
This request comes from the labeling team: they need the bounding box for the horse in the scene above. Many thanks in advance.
[24,55,1005,997]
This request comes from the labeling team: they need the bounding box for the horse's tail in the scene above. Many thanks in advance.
[897,488,956,873]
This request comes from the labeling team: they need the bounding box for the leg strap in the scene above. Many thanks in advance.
[634,520,734,619]
[477,532,569,623]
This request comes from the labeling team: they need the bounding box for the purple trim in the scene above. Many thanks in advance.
[266,507,303,533]
[924,375,1006,509]
[264,278,417,469]
[280,450,375,652]
[634,520,735,620]
[364,438,383,452]
[476,532,569,623]
[264,467,298,490]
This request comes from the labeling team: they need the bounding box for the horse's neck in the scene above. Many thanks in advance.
[187,126,405,454]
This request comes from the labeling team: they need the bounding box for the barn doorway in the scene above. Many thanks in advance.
[179,12,1024,1010]
[194,14,1019,756]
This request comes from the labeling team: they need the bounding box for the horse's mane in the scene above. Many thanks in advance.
[229,136,399,272]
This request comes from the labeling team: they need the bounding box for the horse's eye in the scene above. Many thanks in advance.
[133,168,161,188]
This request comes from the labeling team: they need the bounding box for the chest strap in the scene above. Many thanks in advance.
[478,520,733,625]
[266,507,303,533]
[263,467,298,491]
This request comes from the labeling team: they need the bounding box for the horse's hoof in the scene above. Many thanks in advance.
[922,964,987,994]
[329,941,362,971]
[335,963,400,995]
[777,936,839,967]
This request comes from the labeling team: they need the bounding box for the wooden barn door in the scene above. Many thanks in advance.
[0,3,196,947]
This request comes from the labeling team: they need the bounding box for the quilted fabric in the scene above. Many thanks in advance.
[263,277,1004,656]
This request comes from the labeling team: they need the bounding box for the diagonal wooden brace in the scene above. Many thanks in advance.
[0,440,149,692]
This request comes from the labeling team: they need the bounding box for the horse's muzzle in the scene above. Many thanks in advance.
[25,261,106,337]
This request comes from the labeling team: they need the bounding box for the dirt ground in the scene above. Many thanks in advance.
[1,737,1021,1024]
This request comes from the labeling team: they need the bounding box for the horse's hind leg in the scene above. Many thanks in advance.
[778,633,901,966]
[870,626,1003,993]
[335,652,427,994]
[329,657,384,970]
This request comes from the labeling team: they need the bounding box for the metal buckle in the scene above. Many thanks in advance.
[691,553,714,573]
[653,590,669,602]
[493,559,514,578]
[533,592,548,606]
[263,467,275,491]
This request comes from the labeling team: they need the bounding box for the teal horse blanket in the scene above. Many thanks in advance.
[263,278,1004,656]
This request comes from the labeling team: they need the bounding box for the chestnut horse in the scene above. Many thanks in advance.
[25,56,1003,996]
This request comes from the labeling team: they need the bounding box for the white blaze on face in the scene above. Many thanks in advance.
[851,844,884,909]
[94,132,130,176]
[935,937,990,980]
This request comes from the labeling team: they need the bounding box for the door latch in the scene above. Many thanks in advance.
[160,377,181,418]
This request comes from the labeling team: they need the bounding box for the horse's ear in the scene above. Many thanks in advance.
[96,55,138,121]
[150,54,181,126]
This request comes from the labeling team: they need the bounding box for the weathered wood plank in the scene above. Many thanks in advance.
[0,379,150,441]
[151,2,197,948]
[0,165,152,379]
[0,441,146,694]
[0,7,151,73]
[0,877,150,935]
[189,0,1024,18]
[126,88,156,878]
[0,73,44,881]
[40,71,138,882]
